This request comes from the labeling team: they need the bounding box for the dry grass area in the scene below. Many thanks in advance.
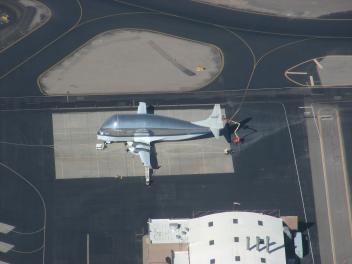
[40,29,223,95]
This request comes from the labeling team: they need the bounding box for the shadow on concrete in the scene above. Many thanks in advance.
[150,143,160,170]
[147,104,155,114]
[298,221,315,232]
[223,117,258,143]
[284,221,315,262]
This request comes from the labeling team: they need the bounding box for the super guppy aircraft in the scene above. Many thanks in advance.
[97,102,224,184]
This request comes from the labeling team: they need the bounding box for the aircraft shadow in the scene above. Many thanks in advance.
[224,117,257,143]
[150,143,160,169]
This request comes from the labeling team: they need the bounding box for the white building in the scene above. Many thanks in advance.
[148,211,288,264]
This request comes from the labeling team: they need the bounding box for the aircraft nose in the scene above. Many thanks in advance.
[101,114,118,129]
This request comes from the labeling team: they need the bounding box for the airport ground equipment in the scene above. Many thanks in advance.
[0,13,10,24]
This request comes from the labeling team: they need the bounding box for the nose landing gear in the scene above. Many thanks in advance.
[145,167,152,186]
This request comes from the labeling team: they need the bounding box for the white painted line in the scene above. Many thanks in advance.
[310,75,315,86]
[286,71,307,75]
[320,115,333,121]
[0,260,10,264]
[313,59,323,69]
[86,233,90,264]
[0,223,15,234]
[299,106,313,109]
[0,241,14,253]
[282,104,315,264]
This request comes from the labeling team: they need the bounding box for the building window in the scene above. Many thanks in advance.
[235,256,240,261]
[208,221,213,227]
[261,258,266,263]
[234,237,239,242]
[210,258,215,264]
[258,220,263,226]
[233,219,238,224]
[209,240,214,245]
[259,238,264,244]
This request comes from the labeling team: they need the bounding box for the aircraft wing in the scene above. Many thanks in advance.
[137,102,147,114]
[128,141,152,168]
[138,147,152,168]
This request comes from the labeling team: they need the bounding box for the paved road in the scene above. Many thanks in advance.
[305,104,352,264]
[305,105,334,264]
[317,107,352,264]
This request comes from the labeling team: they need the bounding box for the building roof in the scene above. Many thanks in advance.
[148,211,286,264]
[149,218,190,244]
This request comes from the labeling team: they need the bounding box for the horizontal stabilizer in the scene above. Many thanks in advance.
[192,104,223,138]
[210,127,220,138]
[128,140,152,168]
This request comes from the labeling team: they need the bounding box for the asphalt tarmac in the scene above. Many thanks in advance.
[0,111,54,264]
[339,105,352,194]
[0,102,319,264]
[49,102,317,264]
[0,0,351,263]
[116,0,352,37]
[0,1,351,97]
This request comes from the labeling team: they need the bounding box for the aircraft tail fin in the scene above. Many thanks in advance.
[192,104,224,139]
